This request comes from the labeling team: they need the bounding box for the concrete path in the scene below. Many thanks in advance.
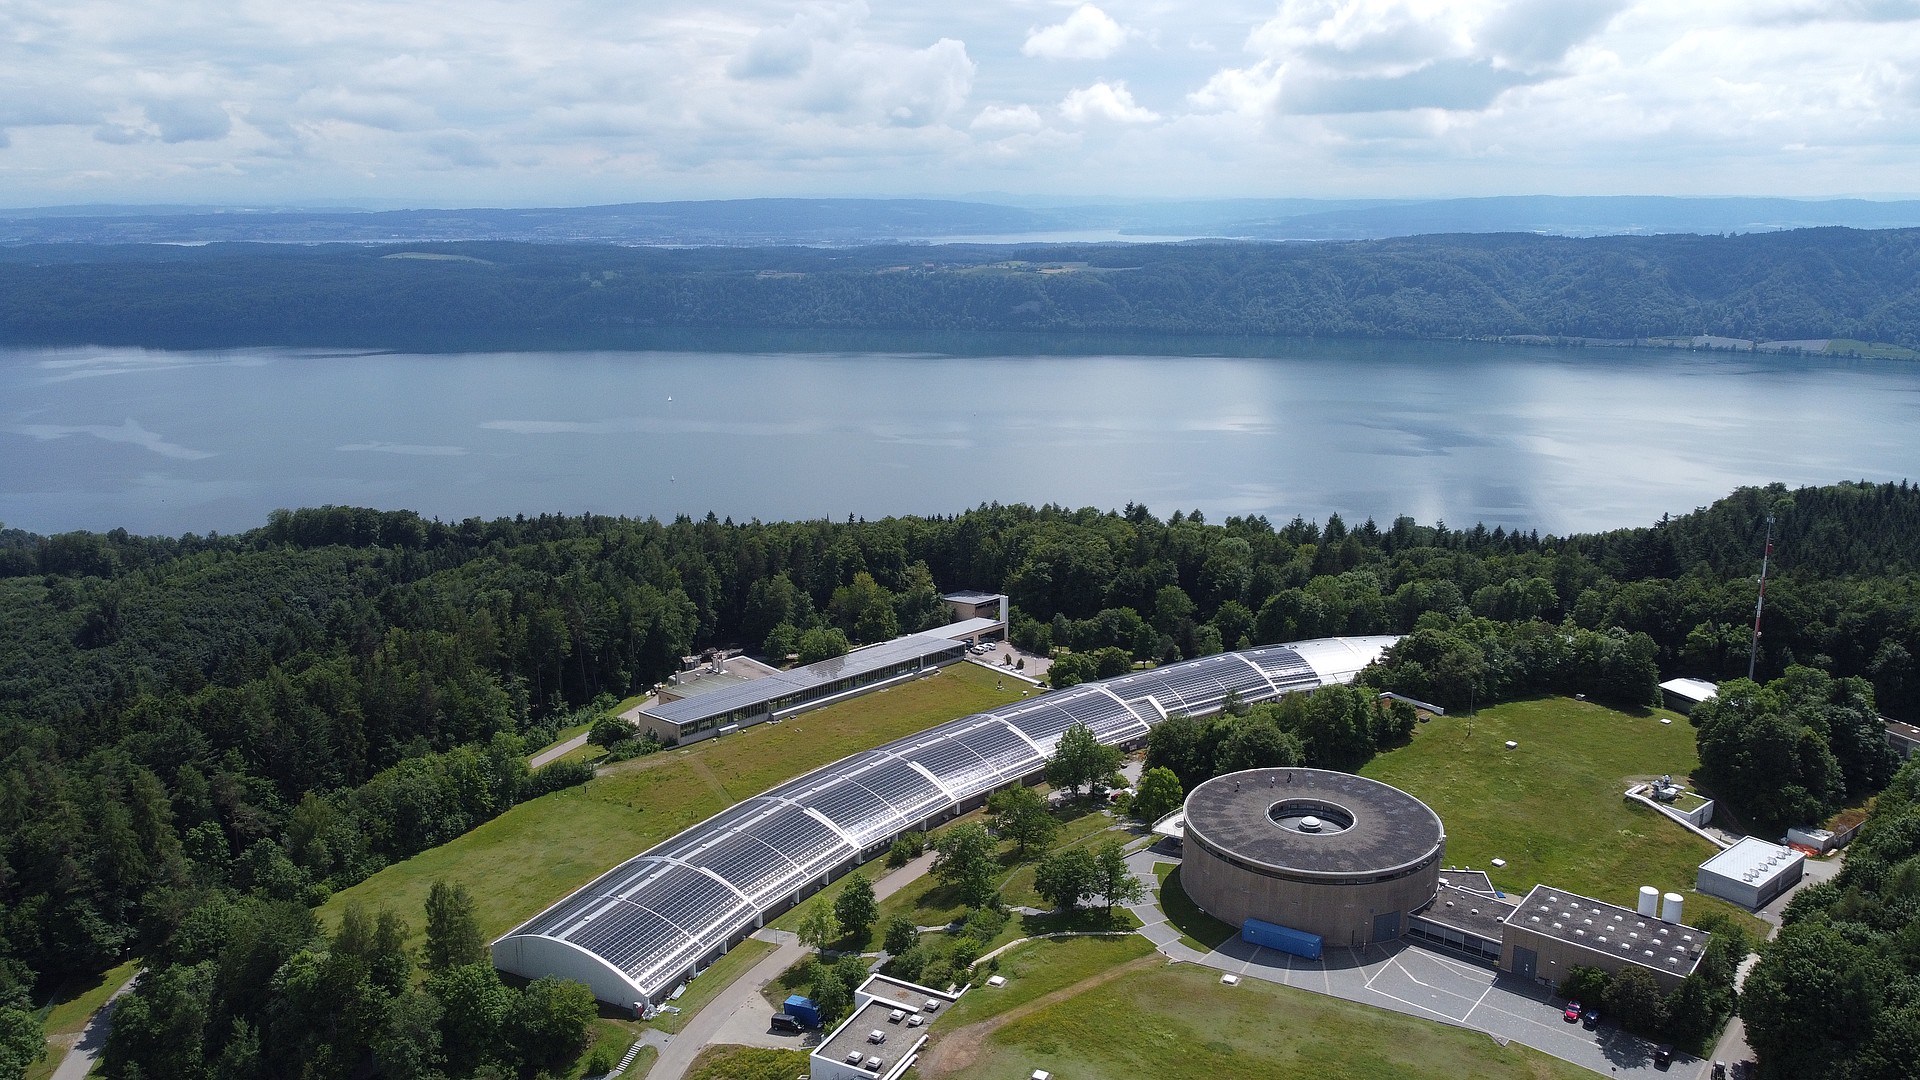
[528,731,591,769]
[50,970,141,1080]
[645,850,939,1080]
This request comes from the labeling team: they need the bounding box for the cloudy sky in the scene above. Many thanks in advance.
[3,0,1917,207]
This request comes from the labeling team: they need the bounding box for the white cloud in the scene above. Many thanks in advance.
[1023,4,1131,60]
[1060,80,1159,123]
[0,1,1916,203]
[971,103,1045,131]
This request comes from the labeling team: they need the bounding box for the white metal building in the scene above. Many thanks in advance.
[1658,678,1718,716]
[1696,836,1805,910]
[491,635,1398,1009]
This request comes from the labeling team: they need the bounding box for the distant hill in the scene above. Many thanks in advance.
[5,195,1920,245]
[1,227,1917,351]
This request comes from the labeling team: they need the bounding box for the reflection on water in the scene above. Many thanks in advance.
[1,340,1915,536]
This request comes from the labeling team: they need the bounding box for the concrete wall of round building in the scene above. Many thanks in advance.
[1182,831,1443,949]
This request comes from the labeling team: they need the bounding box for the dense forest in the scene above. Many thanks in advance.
[3,479,1920,1078]
[2,228,1919,349]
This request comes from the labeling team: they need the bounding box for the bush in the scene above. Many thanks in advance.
[521,760,596,799]
[886,832,924,867]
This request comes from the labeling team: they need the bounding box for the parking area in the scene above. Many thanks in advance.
[1124,849,1706,1079]
[1212,936,1697,1076]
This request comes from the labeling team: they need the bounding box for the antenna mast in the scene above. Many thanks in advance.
[1747,514,1775,681]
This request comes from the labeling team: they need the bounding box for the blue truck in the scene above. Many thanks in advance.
[783,994,823,1027]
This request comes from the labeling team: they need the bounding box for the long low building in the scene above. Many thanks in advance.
[492,635,1397,1009]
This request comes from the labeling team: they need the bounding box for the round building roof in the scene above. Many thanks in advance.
[1183,768,1444,880]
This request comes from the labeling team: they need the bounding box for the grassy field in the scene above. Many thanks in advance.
[559,1018,645,1079]
[23,958,142,1080]
[319,663,1026,946]
[938,934,1155,1028]
[1827,338,1920,360]
[1153,863,1234,952]
[681,1044,810,1080]
[934,960,1596,1080]
[1358,696,1766,936]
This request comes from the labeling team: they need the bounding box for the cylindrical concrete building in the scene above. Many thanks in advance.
[1181,767,1446,949]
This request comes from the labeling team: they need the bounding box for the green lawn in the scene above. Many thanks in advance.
[1827,338,1920,360]
[682,1044,810,1080]
[1358,696,1766,937]
[1153,864,1234,952]
[558,1018,644,1079]
[939,934,1154,1028]
[936,961,1597,1080]
[320,664,1025,948]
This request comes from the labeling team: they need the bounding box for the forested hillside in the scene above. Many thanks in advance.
[2,228,1918,349]
[3,480,1919,1078]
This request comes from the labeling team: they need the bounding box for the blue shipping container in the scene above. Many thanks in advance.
[1243,917,1324,960]
[783,995,822,1027]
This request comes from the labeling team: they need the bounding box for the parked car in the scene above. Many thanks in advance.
[770,1013,804,1034]
[1582,1007,1601,1028]
[1653,1044,1674,1068]
[1563,1000,1583,1022]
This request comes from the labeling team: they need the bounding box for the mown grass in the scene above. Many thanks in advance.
[1154,863,1234,952]
[682,1044,810,1080]
[319,664,1025,947]
[938,934,1154,1028]
[1358,696,1767,938]
[939,960,1597,1080]
[558,1018,644,1080]
[1826,338,1920,360]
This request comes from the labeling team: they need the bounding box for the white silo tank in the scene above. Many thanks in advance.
[1661,892,1684,924]
[1637,886,1660,916]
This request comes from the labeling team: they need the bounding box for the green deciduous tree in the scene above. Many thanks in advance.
[1131,766,1184,825]
[882,915,918,957]
[1090,841,1145,917]
[931,824,1000,910]
[987,785,1057,859]
[832,873,877,945]
[510,976,597,1070]
[1045,722,1123,797]
[1033,847,1097,912]
[797,905,840,955]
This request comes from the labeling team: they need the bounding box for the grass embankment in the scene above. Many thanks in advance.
[933,960,1596,1080]
[938,935,1155,1028]
[24,959,142,1080]
[682,1044,810,1080]
[1359,696,1766,937]
[1153,864,1234,952]
[319,663,1024,947]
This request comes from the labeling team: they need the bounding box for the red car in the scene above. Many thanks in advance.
[1563,1001,1583,1022]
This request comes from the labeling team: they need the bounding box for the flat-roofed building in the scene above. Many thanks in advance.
[635,628,975,745]
[1697,836,1805,909]
[1887,716,1920,761]
[810,975,958,1080]
[1658,678,1718,715]
[942,591,1008,637]
[1500,885,1709,991]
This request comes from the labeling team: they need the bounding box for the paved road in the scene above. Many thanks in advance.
[50,970,141,1080]
[645,851,938,1080]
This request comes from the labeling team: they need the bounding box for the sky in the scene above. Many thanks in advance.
[3,0,1918,208]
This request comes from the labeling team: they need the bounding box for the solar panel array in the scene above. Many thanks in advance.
[497,637,1388,1003]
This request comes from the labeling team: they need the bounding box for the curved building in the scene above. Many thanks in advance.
[492,636,1396,1008]
[1181,767,1444,949]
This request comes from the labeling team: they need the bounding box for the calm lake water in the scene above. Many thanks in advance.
[3,340,1917,537]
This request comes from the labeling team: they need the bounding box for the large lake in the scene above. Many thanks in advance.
[3,340,1916,537]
